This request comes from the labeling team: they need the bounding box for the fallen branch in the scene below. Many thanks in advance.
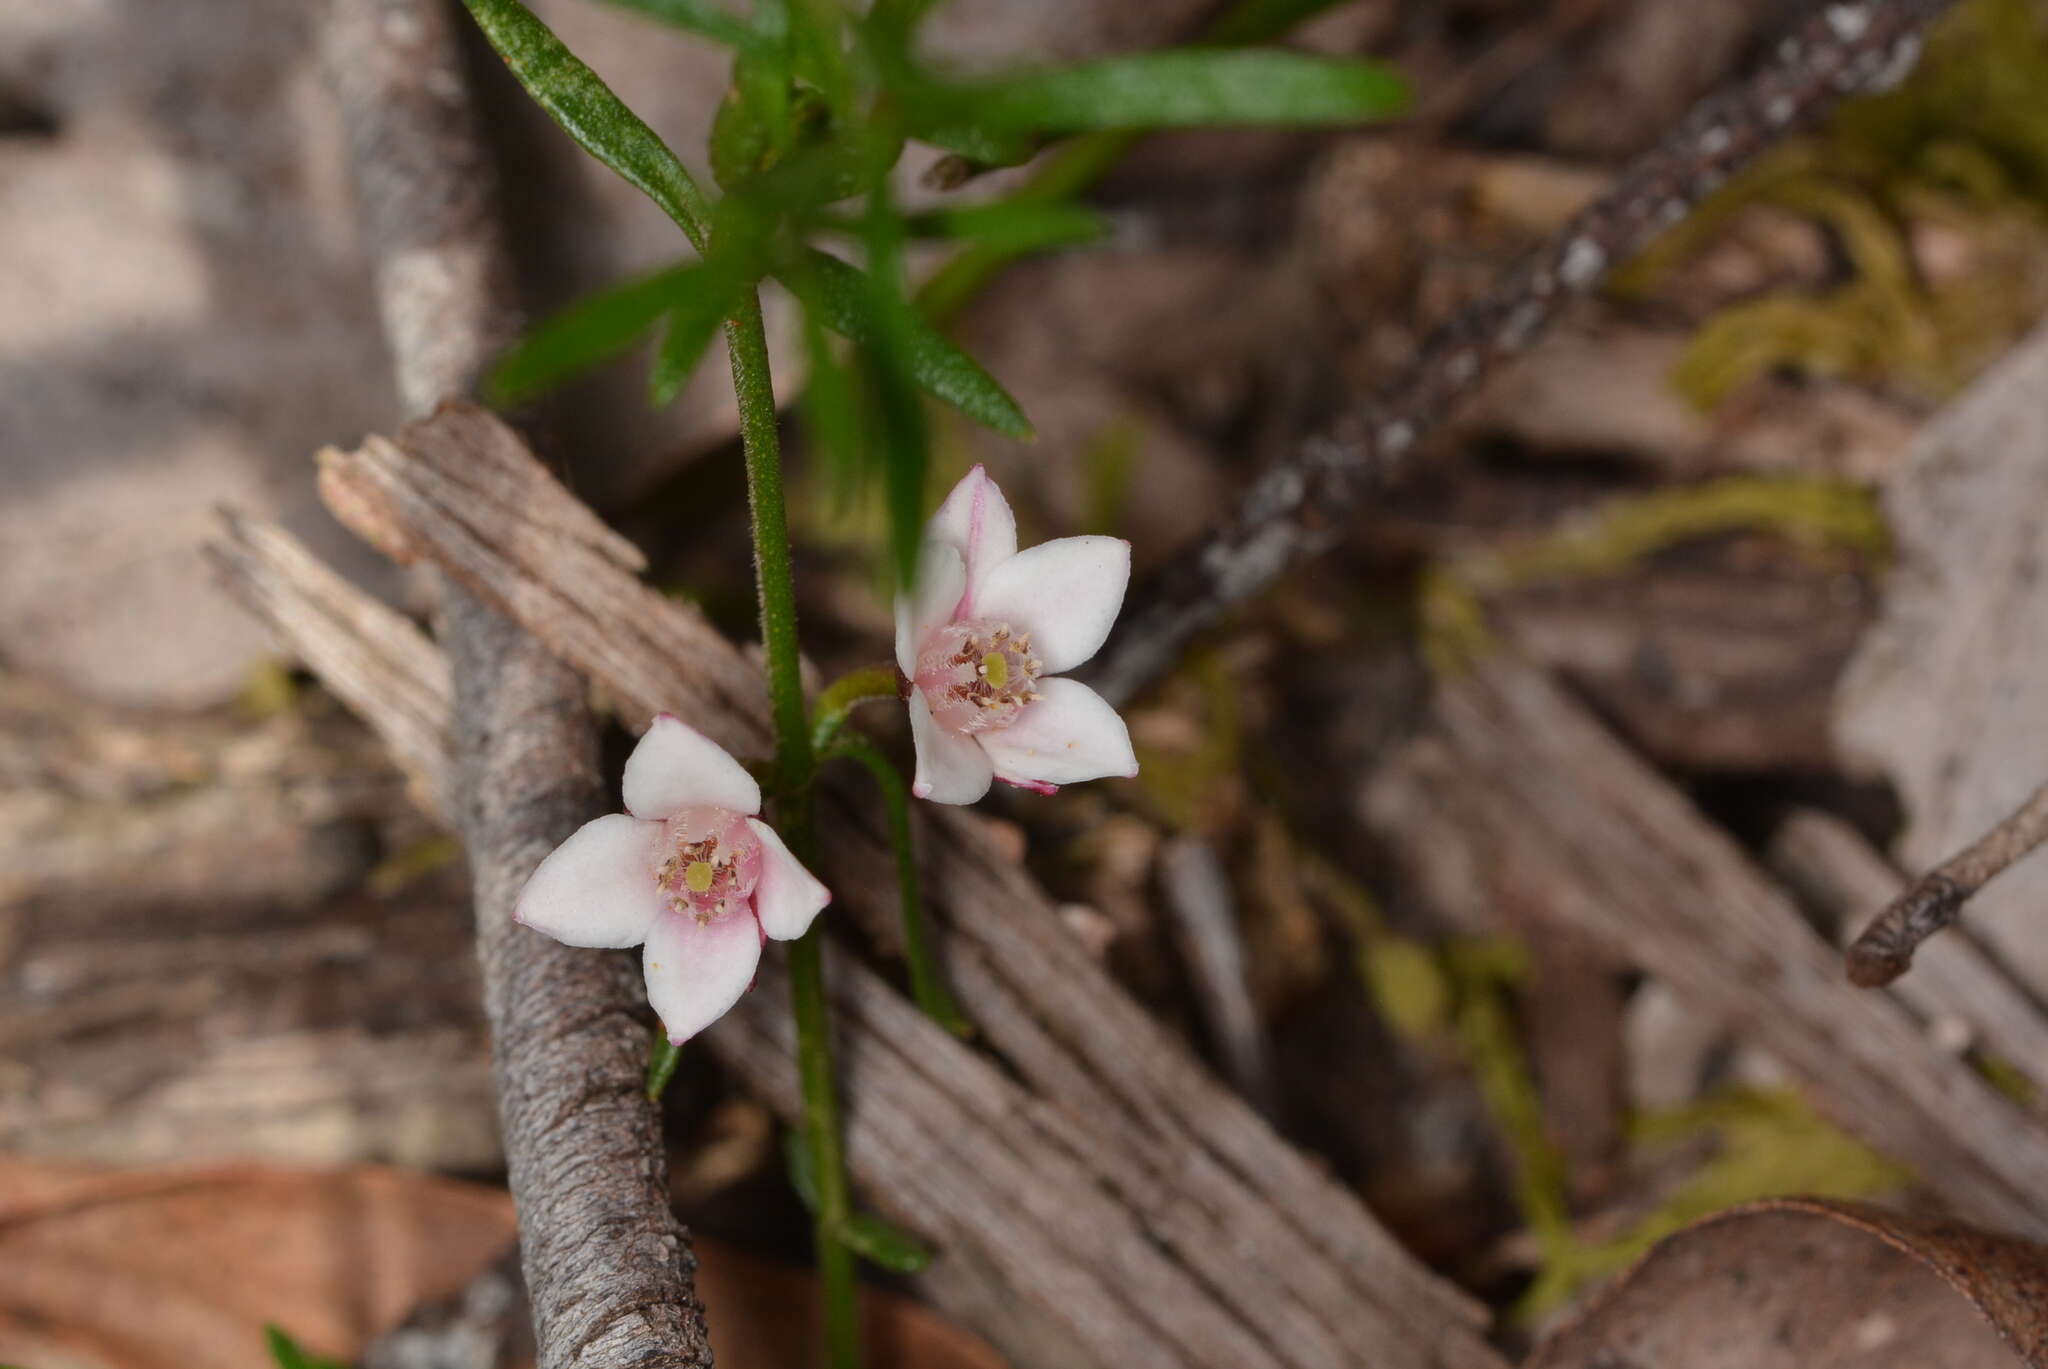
[1843,782,2048,987]
[1088,0,1957,705]
[317,2,712,1365]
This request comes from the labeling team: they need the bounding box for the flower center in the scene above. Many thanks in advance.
[655,806,763,923]
[915,618,1042,735]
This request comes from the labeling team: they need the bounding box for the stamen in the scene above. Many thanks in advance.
[916,618,1043,735]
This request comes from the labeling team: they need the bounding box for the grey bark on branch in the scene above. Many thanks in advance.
[1087,0,1958,706]
[1362,653,2048,1240]
[1842,781,2048,988]
[228,400,1504,1369]
[1767,809,2048,1097]
[317,1,713,1365]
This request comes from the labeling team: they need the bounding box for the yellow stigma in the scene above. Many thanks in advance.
[981,650,1010,689]
[685,860,716,894]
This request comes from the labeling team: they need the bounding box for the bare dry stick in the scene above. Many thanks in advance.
[1769,809,2048,1094]
[1088,0,1957,705]
[1845,781,2048,987]
[317,2,713,1365]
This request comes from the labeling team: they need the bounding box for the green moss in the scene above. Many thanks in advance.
[1444,939,1577,1284]
[1129,650,1244,831]
[1516,1089,1910,1323]
[1418,476,1886,676]
[1619,0,2048,406]
[236,658,301,720]
[366,834,462,898]
[1083,417,1143,536]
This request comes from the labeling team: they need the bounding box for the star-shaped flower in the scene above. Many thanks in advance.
[894,466,1139,805]
[514,715,829,1043]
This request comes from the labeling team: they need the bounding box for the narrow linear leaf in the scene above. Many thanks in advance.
[927,49,1410,134]
[648,254,756,405]
[487,261,700,405]
[853,177,933,585]
[265,1326,349,1369]
[645,1029,683,1101]
[918,201,1107,254]
[781,1129,933,1273]
[797,291,867,500]
[841,1211,935,1273]
[783,1125,821,1210]
[594,0,757,49]
[784,249,1032,440]
[461,0,715,246]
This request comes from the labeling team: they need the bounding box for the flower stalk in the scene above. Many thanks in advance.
[826,731,971,1035]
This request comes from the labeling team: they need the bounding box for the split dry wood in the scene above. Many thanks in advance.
[1832,318,2048,994]
[1360,654,2048,1239]
[1092,0,1957,704]
[217,400,1506,1369]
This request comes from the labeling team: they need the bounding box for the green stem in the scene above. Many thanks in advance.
[782,804,861,1369]
[727,293,815,791]
[825,733,971,1036]
[811,664,901,753]
[727,288,858,1369]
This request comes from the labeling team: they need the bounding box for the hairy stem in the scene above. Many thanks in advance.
[727,287,859,1368]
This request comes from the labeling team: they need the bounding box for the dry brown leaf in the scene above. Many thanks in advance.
[0,1159,1006,1369]
[1527,1197,2048,1369]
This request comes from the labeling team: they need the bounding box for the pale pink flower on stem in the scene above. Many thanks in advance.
[894,466,1140,805]
[513,714,830,1043]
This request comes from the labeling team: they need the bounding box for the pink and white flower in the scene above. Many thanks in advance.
[513,714,830,1043]
[894,466,1140,805]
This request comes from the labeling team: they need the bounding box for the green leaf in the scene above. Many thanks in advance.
[648,277,741,406]
[593,0,757,49]
[781,1130,934,1273]
[841,1211,935,1273]
[265,1326,349,1369]
[797,291,867,500]
[782,249,1032,439]
[783,1125,821,1209]
[918,201,1107,254]
[486,261,699,405]
[914,122,1038,169]
[645,1028,683,1102]
[923,48,1410,134]
[853,182,933,587]
[461,0,715,247]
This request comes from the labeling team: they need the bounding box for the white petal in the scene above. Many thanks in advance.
[979,678,1139,788]
[893,540,967,675]
[971,536,1131,674]
[643,908,764,1044]
[746,817,831,940]
[908,688,994,805]
[514,814,665,948]
[622,713,761,820]
[927,465,1017,606]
